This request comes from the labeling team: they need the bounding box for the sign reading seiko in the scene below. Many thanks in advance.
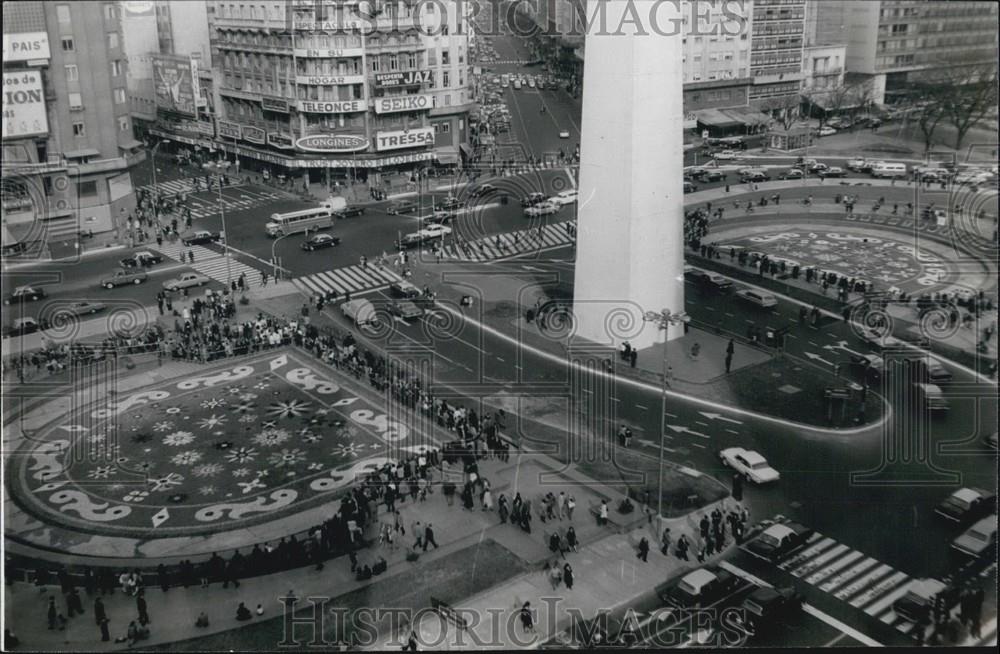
[296,134,369,153]
[376,128,435,151]
[374,94,434,114]
[374,70,433,88]
[297,99,365,114]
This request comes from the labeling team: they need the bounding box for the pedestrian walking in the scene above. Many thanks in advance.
[67,587,84,617]
[261,271,268,287]
[567,495,576,521]
[94,597,107,626]
[48,596,58,630]
[637,537,650,562]
[660,528,672,555]
[423,523,439,551]
[563,563,574,590]
[136,589,150,626]
[520,602,535,632]
[566,526,579,552]
[98,614,111,641]
[548,561,563,589]
[598,500,609,526]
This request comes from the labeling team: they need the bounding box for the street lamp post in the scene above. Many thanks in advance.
[149,140,167,220]
[202,160,232,285]
[642,308,690,543]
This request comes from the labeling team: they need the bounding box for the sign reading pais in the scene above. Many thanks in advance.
[298,99,365,114]
[296,134,369,153]
[376,127,434,151]
[2,32,50,63]
[375,94,434,114]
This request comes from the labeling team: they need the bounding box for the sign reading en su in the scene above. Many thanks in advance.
[376,128,434,151]
[375,70,433,88]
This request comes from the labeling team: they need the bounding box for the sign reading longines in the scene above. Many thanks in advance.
[295,134,369,153]
[374,94,434,114]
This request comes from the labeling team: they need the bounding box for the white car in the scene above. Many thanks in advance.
[550,190,578,205]
[735,288,778,308]
[559,130,570,139]
[420,224,453,240]
[719,448,780,484]
[524,201,560,217]
[162,272,211,291]
[713,150,739,160]
[817,126,838,137]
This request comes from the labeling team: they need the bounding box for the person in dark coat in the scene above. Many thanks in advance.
[98,615,111,642]
[157,564,169,592]
[47,597,58,629]
[136,589,150,626]
[519,602,534,632]
[423,524,439,551]
[637,537,650,562]
[236,602,253,621]
[563,564,574,590]
[566,526,578,552]
[67,587,84,617]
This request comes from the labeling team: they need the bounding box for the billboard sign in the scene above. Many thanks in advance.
[297,99,365,114]
[261,96,289,113]
[122,1,155,15]
[243,125,266,144]
[217,120,242,140]
[2,32,50,63]
[374,70,433,88]
[153,55,198,116]
[295,75,365,86]
[2,70,49,140]
[295,134,369,153]
[375,94,434,114]
[375,127,435,151]
[267,132,294,150]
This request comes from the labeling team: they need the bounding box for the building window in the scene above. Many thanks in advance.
[442,70,450,87]
[65,64,79,81]
[79,181,98,196]
[72,122,86,136]
[57,4,71,22]
[104,3,116,19]
[61,37,75,51]
[69,92,83,109]
[108,32,119,49]
[442,50,450,65]
[119,116,129,131]
[110,60,122,77]
[114,88,126,104]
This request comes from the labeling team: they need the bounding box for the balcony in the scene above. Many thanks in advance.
[752,69,804,84]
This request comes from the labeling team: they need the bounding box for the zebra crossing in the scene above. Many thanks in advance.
[768,528,948,637]
[152,240,262,286]
[292,265,403,298]
[440,220,576,262]
[138,177,245,197]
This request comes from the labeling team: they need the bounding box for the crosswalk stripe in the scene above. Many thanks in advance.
[320,270,359,292]
[804,550,863,585]
[779,536,836,570]
[820,557,880,593]
[336,267,370,289]
[864,579,916,617]
[896,619,915,634]
[791,544,849,578]
[834,564,894,601]
[297,276,325,295]
[851,571,909,609]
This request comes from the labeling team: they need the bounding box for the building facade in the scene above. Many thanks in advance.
[3,0,140,249]
[810,0,999,104]
[749,0,806,112]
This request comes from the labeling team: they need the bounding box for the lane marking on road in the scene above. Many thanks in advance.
[635,404,648,410]
[801,603,884,647]
[725,429,739,435]
[808,341,820,347]
[695,421,708,427]
[496,356,505,362]
[823,633,848,647]
[725,312,734,317]
[704,306,716,311]
[691,442,706,449]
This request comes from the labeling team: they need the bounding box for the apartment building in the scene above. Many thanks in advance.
[749,0,806,111]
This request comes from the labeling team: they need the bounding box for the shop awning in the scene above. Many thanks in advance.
[64,148,101,159]
[118,138,143,150]
[694,109,742,129]
[435,148,460,165]
[722,108,771,127]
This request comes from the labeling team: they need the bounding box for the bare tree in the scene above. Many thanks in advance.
[940,60,999,150]
[761,95,800,130]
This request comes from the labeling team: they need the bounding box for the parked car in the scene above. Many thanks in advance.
[4,317,41,337]
[181,230,221,246]
[660,567,743,609]
[778,168,805,180]
[386,200,418,215]
[119,251,163,268]
[730,586,803,637]
[892,579,954,625]
[735,288,778,308]
[951,515,997,562]
[162,272,211,291]
[819,166,847,178]
[550,190,578,205]
[301,233,342,251]
[57,301,107,317]
[741,171,769,183]
[520,192,548,207]
[744,522,814,561]
[524,201,560,217]
[100,269,148,289]
[719,447,780,484]
[935,488,997,526]
[4,285,47,305]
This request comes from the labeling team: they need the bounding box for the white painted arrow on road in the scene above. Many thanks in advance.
[698,411,743,425]
[636,438,676,452]
[823,340,865,357]
[804,351,836,367]
[668,425,710,439]
[521,265,544,272]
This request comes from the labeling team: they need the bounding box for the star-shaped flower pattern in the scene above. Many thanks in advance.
[197,414,227,430]
[237,477,267,494]
[299,430,322,444]
[153,421,174,432]
[238,414,258,424]
[198,485,218,496]
[201,398,228,410]
[267,448,306,468]
[170,450,203,466]
[330,442,365,458]
[192,462,224,478]
[163,430,195,447]
[148,472,184,492]
[231,467,252,478]
[231,400,255,414]
[252,427,291,448]
[88,465,116,479]
[225,447,259,464]
[266,399,312,419]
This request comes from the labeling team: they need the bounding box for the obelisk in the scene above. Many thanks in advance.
[573,0,686,349]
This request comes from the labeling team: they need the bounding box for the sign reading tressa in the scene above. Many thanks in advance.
[374,94,434,114]
[374,70,433,88]
[296,134,369,153]
[376,128,435,151]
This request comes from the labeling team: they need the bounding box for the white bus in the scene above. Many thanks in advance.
[266,207,335,237]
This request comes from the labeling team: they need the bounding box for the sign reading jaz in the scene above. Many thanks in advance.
[376,128,435,151]
[296,134,369,153]
[374,94,434,114]
[375,70,433,88]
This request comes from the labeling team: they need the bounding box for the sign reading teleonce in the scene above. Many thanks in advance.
[3,32,50,63]
[153,54,199,116]
[375,94,434,114]
[295,134,369,153]
[2,70,49,140]
[376,127,435,151]
[297,99,365,114]
[374,70,433,88]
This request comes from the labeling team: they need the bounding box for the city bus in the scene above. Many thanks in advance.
[266,207,335,237]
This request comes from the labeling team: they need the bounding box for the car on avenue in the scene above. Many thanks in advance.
[807,162,830,174]
[700,169,726,182]
[301,233,342,251]
[520,192,548,207]
[778,168,805,180]
[683,181,698,193]
[845,158,872,172]
[741,171,770,183]
[951,515,998,562]
[817,126,837,137]
[100,269,148,289]
[390,280,422,299]
[4,318,42,337]
[734,288,778,308]
[660,567,743,609]
[181,230,221,246]
[729,586,804,637]
[390,300,425,321]
[162,272,211,292]
[469,183,498,198]
[335,206,366,218]
[550,190,578,205]
[434,196,463,211]
[685,268,733,292]
[935,488,997,526]
[559,130,570,138]
[819,166,847,178]
[713,149,740,160]
[56,301,108,317]
[892,579,955,625]
[386,200,418,215]
[4,285,47,305]
[524,201,560,217]
[400,225,453,247]
[719,447,780,484]
[119,251,163,268]
[744,522,814,561]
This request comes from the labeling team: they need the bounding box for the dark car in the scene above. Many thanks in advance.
[386,200,418,215]
[335,206,366,218]
[893,579,955,625]
[740,171,769,183]
[301,233,342,251]
[660,567,743,609]
[685,268,733,292]
[779,168,805,180]
[119,251,163,268]
[808,162,829,174]
[390,280,422,299]
[4,317,41,337]
[935,488,997,526]
[744,522,814,561]
[520,192,547,207]
[703,170,726,182]
[819,167,847,178]
[469,183,498,198]
[731,586,803,636]
[683,181,698,193]
[4,285,47,305]
[181,230,221,246]
[434,196,463,211]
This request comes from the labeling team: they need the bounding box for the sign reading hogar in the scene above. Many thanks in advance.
[374,94,434,114]
[3,70,48,140]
